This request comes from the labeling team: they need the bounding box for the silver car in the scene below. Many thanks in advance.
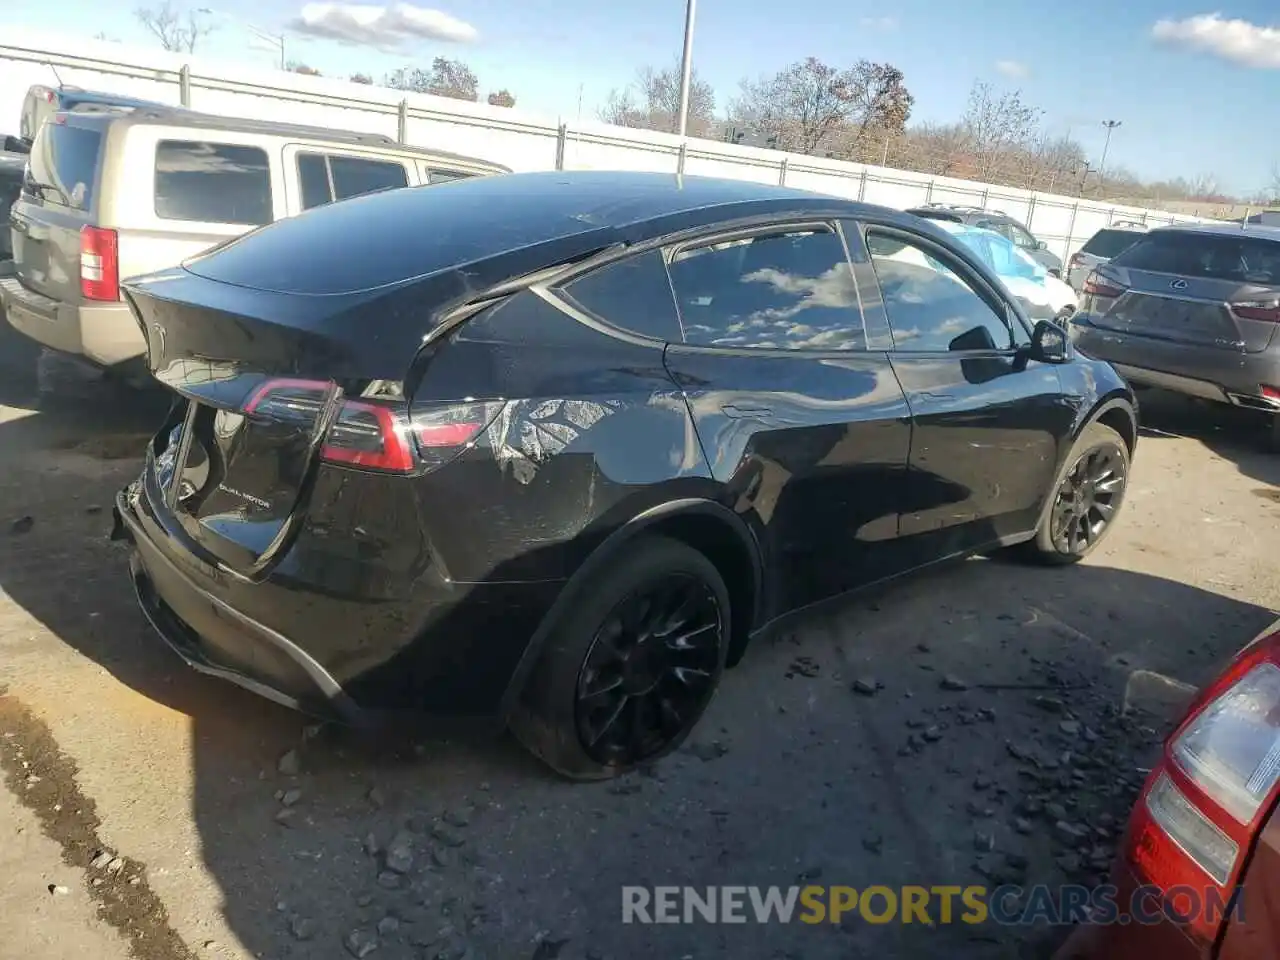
[1065,221,1148,292]
[1069,222,1280,448]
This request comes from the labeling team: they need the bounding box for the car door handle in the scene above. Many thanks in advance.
[721,404,773,420]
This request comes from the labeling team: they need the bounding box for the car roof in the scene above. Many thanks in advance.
[59,105,509,171]
[1149,221,1280,241]
[177,171,932,297]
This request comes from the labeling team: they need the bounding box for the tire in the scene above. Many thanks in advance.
[509,535,731,780]
[1024,421,1131,565]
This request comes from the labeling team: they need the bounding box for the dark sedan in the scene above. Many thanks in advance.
[112,171,1138,779]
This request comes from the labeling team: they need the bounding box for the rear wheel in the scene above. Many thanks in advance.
[1025,421,1130,565]
[510,536,730,780]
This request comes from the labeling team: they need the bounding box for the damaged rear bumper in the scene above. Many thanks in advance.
[113,486,371,727]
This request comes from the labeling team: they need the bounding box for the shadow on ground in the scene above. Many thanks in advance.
[0,344,1275,960]
[1135,388,1280,490]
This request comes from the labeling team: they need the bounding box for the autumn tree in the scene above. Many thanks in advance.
[961,81,1041,180]
[600,63,717,137]
[730,57,913,156]
[134,1,214,54]
[487,89,516,108]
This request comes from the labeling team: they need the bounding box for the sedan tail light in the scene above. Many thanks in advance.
[1230,300,1280,323]
[244,377,504,474]
[1124,621,1280,944]
[1082,271,1125,299]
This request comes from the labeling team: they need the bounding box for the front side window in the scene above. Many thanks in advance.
[558,249,683,342]
[296,153,409,210]
[866,231,1013,352]
[667,228,866,351]
[154,141,272,225]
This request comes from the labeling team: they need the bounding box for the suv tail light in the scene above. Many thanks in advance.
[1124,620,1280,944]
[1082,271,1124,298]
[1230,300,1280,323]
[1068,253,1085,269]
[243,378,503,474]
[79,226,119,301]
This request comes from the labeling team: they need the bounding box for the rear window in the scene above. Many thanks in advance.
[296,152,409,210]
[154,140,272,226]
[1081,228,1145,259]
[25,122,103,211]
[429,169,476,184]
[1112,231,1280,284]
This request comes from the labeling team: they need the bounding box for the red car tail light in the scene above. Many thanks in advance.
[1230,300,1280,323]
[80,226,120,301]
[244,378,502,474]
[1125,621,1280,943]
[1069,253,1085,269]
[1082,271,1125,299]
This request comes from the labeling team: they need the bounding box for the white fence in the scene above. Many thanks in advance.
[1,27,1213,261]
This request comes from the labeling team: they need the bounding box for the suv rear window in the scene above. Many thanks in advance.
[25,122,103,211]
[1081,229,1144,259]
[154,141,272,226]
[1112,231,1280,284]
[297,152,408,210]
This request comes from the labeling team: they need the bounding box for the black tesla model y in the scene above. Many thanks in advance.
[113,171,1137,779]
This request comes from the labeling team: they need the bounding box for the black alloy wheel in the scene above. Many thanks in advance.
[1050,446,1126,554]
[510,535,731,780]
[574,574,724,766]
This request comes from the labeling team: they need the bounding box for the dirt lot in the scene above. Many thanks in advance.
[0,337,1277,960]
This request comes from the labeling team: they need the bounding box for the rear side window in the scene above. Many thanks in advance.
[558,249,683,342]
[155,141,272,226]
[429,169,476,184]
[296,152,408,210]
[25,123,103,210]
[667,228,866,351]
[1113,232,1280,284]
[1082,229,1144,259]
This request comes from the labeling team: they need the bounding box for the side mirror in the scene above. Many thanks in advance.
[1036,239,1048,250]
[1028,318,1070,364]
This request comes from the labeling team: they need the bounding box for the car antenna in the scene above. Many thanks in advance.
[49,63,65,89]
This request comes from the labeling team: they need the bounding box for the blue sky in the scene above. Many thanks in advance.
[9,0,1280,194]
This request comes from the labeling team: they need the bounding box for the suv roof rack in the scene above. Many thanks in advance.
[1108,220,1148,230]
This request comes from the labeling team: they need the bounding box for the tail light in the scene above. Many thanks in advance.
[1068,253,1085,270]
[1082,271,1124,298]
[79,226,119,301]
[1124,620,1280,944]
[1230,300,1280,323]
[243,378,503,474]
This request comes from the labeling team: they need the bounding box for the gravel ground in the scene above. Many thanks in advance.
[0,336,1277,960]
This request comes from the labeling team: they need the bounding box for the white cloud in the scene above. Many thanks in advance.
[995,60,1029,79]
[858,16,898,30]
[287,3,478,51]
[1151,13,1280,68]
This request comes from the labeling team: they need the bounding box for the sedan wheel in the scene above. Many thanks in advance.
[1026,421,1130,564]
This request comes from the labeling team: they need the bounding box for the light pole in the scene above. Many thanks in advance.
[676,0,697,137]
[1099,119,1121,175]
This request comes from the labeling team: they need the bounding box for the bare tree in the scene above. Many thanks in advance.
[599,63,716,136]
[426,57,479,101]
[349,73,374,85]
[960,81,1041,180]
[386,68,430,93]
[730,57,913,156]
[134,2,214,54]
[906,122,969,176]
[487,89,516,108]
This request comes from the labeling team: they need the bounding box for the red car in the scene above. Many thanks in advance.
[1058,615,1280,958]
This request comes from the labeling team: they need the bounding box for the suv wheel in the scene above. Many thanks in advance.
[1024,421,1130,565]
[510,536,730,780]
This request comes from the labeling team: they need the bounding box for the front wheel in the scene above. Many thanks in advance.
[1025,421,1131,565]
[510,536,730,780]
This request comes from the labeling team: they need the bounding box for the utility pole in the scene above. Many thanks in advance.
[1078,161,1095,196]
[676,0,697,137]
[1099,120,1121,175]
